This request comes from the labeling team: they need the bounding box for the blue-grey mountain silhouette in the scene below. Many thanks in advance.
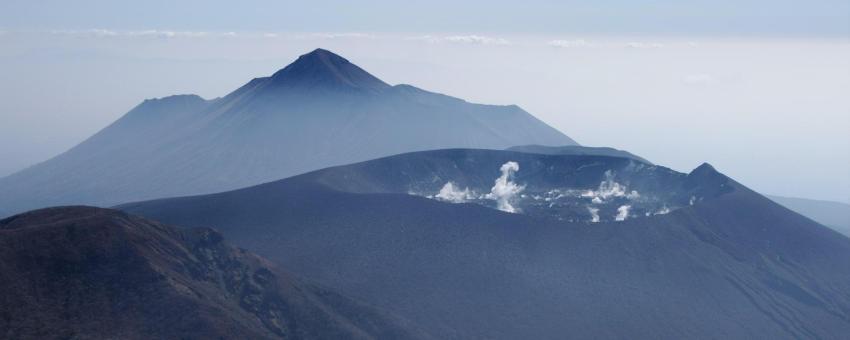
[121,149,850,339]
[0,48,574,217]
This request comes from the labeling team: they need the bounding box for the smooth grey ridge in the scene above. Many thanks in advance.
[0,48,574,217]
[507,144,653,164]
[121,149,850,340]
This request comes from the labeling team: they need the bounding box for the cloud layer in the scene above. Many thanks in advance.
[46,29,237,39]
[548,39,589,48]
[407,34,510,45]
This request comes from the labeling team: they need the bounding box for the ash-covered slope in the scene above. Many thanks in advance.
[0,48,574,217]
[0,206,428,340]
[120,149,850,339]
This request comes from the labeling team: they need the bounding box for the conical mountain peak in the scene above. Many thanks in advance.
[0,47,576,216]
[269,48,390,91]
[298,48,349,64]
[690,162,719,177]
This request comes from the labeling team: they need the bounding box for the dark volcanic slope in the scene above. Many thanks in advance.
[121,149,850,339]
[0,48,575,217]
[0,206,428,340]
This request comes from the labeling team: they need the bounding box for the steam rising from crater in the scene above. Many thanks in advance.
[435,182,473,203]
[428,164,680,221]
[588,207,600,223]
[486,162,525,213]
[431,161,525,213]
[582,170,639,203]
[615,205,631,221]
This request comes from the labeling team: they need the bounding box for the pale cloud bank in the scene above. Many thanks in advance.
[626,42,664,49]
[548,39,589,48]
[41,29,386,41]
[47,29,236,39]
[408,34,510,45]
[683,74,715,85]
[301,32,376,39]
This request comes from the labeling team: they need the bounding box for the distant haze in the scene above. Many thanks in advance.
[1,1,848,203]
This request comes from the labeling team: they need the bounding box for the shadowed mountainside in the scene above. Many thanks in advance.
[0,206,430,340]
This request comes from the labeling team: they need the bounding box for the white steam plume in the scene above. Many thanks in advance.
[486,161,524,213]
[615,205,631,221]
[582,170,639,203]
[588,207,600,223]
[434,182,473,203]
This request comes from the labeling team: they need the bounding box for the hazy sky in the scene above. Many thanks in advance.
[2,0,848,37]
[1,1,848,203]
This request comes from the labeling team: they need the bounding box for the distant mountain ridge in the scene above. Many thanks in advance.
[769,195,850,236]
[0,48,575,217]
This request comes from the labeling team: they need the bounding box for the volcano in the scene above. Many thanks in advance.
[120,149,850,339]
[0,49,574,217]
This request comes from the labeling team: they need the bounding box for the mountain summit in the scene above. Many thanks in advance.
[268,48,390,91]
[0,48,576,216]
